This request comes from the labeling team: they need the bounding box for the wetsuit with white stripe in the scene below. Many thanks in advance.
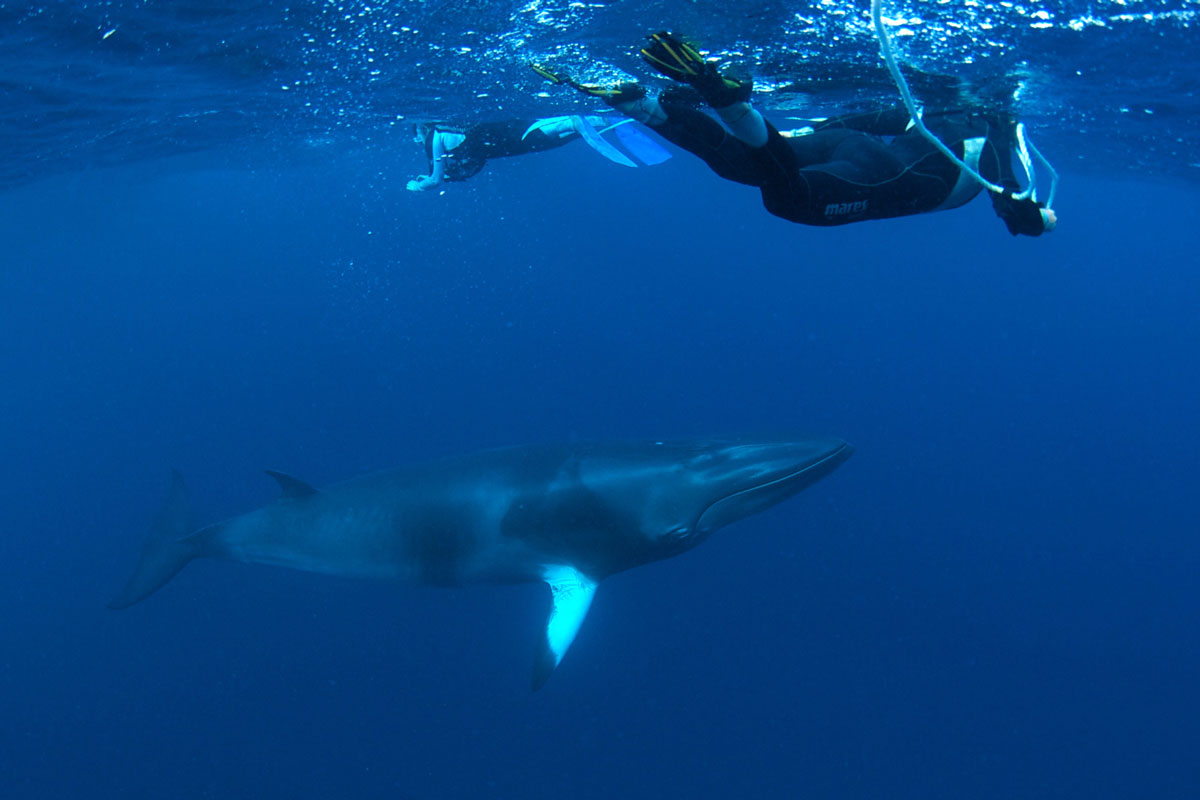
[652,101,1031,231]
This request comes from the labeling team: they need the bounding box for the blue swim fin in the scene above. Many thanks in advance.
[522,116,574,140]
[572,115,638,168]
[613,123,672,165]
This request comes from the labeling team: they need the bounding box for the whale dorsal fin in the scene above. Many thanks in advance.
[532,565,597,691]
[264,470,318,499]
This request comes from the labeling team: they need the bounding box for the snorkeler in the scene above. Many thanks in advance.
[532,31,1055,236]
[408,116,609,191]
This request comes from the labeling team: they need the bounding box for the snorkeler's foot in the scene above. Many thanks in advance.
[639,31,751,108]
[530,63,646,106]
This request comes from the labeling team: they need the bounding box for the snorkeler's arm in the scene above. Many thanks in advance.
[407,134,448,192]
[984,123,1055,236]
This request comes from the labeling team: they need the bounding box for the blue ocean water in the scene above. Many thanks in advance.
[2,2,1199,798]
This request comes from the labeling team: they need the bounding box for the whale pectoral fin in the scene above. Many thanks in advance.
[532,565,597,691]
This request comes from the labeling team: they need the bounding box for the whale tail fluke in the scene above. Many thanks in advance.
[109,470,200,609]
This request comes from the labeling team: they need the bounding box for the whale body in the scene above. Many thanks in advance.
[111,436,853,688]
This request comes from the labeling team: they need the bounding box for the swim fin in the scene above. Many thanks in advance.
[529,63,647,105]
[522,116,578,140]
[572,115,637,167]
[613,124,672,165]
[639,31,751,107]
[640,31,708,79]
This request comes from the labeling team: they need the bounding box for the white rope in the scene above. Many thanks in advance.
[1019,123,1060,208]
[870,0,1058,208]
[871,0,1004,194]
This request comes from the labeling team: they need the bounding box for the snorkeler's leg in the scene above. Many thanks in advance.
[528,57,775,185]
[466,120,577,159]
[649,95,775,186]
[529,63,667,126]
[639,31,766,147]
[711,102,768,148]
[523,115,605,139]
[608,94,668,127]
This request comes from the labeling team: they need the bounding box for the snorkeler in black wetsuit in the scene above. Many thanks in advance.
[532,32,1054,236]
[408,116,606,192]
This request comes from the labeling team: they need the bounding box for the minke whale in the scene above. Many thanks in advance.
[111,436,852,688]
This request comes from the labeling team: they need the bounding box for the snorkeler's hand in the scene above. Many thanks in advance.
[1040,207,1057,232]
[407,175,438,192]
[992,189,1053,237]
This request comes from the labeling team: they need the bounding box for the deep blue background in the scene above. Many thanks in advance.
[2,138,1198,799]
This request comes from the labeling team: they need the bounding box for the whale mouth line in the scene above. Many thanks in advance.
[694,442,852,530]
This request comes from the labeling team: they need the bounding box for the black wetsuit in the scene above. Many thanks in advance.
[652,101,1046,236]
[424,120,574,182]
